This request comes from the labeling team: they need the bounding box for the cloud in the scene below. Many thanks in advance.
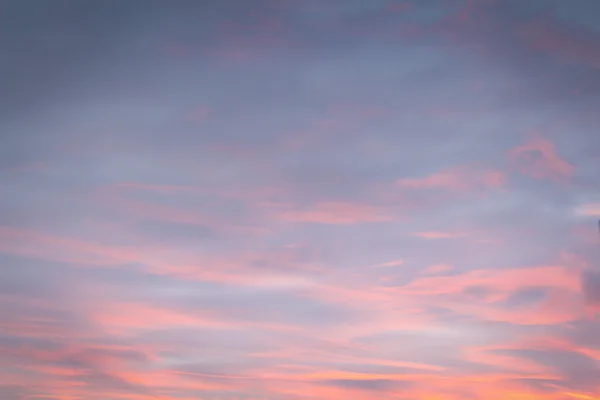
[265,201,393,225]
[574,203,600,217]
[399,265,580,298]
[0,226,138,267]
[3,0,600,398]
[463,345,556,376]
[520,14,600,70]
[509,134,575,181]
[396,165,506,193]
[323,378,400,391]
[90,302,233,335]
[495,347,600,391]
[581,268,600,309]
[411,230,479,239]
[95,187,251,235]
[370,259,405,268]
[393,264,587,325]
[423,264,454,275]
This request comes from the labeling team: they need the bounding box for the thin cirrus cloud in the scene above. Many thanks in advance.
[411,230,480,239]
[264,201,393,225]
[574,203,600,217]
[396,165,507,193]
[1,0,600,399]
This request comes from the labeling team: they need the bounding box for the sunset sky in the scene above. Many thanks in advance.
[2,0,600,399]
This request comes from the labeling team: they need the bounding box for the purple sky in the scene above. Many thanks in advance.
[2,1,600,399]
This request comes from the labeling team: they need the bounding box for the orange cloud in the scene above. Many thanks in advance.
[300,369,433,381]
[509,134,574,181]
[563,393,600,400]
[20,367,228,400]
[259,368,570,400]
[266,201,393,225]
[396,165,506,192]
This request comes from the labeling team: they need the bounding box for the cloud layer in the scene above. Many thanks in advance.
[2,0,600,399]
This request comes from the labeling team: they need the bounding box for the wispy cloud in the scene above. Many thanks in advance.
[396,165,506,193]
[411,230,480,239]
[265,201,393,225]
[510,134,575,181]
[574,203,600,217]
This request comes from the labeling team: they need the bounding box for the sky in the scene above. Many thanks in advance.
[1,0,600,399]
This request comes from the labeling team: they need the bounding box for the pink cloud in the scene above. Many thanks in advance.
[98,191,228,227]
[456,290,586,325]
[396,165,506,192]
[93,184,270,237]
[574,203,600,217]
[0,161,46,173]
[463,345,556,376]
[91,302,232,335]
[108,179,283,204]
[5,2,600,399]
[112,182,202,195]
[422,264,454,275]
[370,259,405,268]
[501,334,600,364]
[509,134,574,181]
[399,265,580,298]
[0,227,318,291]
[281,104,388,151]
[390,264,586,325]
[0,226,140,267]
[387,2,413,13]
[261,369,568,400]
[187,105,211,121]
[266,201,393,225]
[520,15,600,70]
[411,230,480,239]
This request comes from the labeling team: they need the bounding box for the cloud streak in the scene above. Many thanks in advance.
[510,134,575,181]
